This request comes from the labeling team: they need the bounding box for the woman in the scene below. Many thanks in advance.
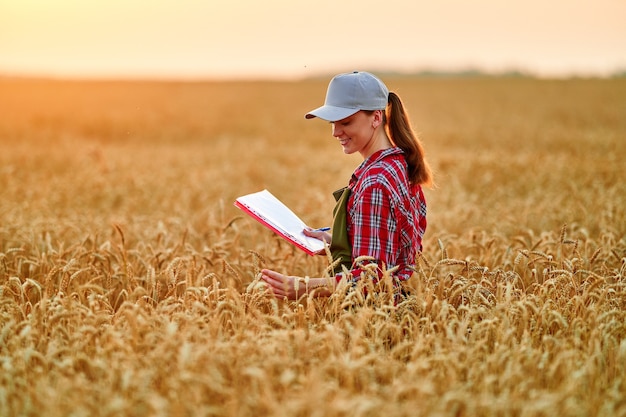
[261,71,433,300]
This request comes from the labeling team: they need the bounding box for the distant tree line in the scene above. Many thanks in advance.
[374,68,626,79]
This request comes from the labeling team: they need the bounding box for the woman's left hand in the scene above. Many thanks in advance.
[260,269,305,300]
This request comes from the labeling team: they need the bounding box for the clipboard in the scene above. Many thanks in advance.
[234,189,326,256]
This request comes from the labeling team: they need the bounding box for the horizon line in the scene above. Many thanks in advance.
[1,66,625,83]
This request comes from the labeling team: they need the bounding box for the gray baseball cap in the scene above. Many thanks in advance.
[305,71,389,122]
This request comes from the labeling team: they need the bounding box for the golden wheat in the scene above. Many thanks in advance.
[0,76,624,417]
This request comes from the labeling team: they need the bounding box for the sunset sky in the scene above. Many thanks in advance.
[1,0,625,80]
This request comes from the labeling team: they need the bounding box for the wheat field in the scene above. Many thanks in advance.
[1,76,625,417]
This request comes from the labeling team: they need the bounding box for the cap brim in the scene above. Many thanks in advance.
[304,105,359,122]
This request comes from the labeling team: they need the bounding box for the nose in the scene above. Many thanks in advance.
[331,123,341,138]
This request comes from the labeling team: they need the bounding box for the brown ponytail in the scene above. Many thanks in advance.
[384,92,434,188]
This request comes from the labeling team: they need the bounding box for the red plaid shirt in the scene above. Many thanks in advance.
[342,147,427,283]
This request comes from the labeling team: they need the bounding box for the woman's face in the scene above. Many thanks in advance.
[331,111,380,158]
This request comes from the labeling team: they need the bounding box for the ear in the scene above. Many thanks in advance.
[372,110,383,128]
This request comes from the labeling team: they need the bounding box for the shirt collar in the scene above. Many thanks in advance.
[351,147,403,184]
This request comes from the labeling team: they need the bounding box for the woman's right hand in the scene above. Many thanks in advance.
[303,228,331,243]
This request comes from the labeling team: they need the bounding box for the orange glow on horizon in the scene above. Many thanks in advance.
[1,0,625,79]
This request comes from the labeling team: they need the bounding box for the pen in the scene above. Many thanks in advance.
[315,227,331,232]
